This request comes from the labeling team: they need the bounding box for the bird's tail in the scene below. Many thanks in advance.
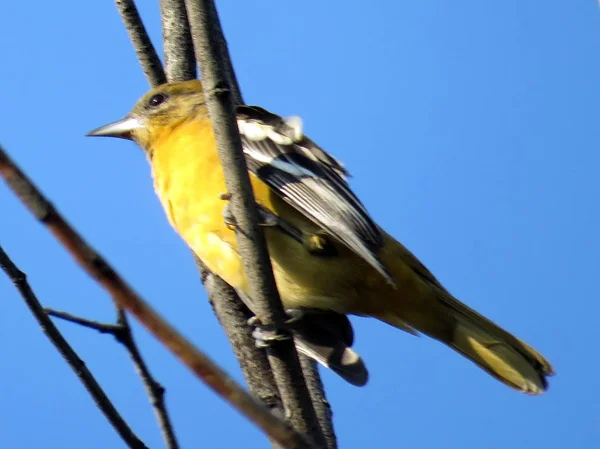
[381,293,554,394]
[446,300,554,394]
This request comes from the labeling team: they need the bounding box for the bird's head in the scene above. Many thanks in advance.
[87,79,208,152]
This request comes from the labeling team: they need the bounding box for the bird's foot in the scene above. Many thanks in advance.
[220,193,335,256]
[247,310,305,349]
[282,308,305,325]
[248,316,292,348]
[221,195,279,230]
[220,193,236,230]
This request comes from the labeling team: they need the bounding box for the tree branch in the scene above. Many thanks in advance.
[159,0,196,82]
[45,308,180,449]
[114,0,167,86]
[45,309,121,333]
[185,4,336,447]
[111,2,335,447]
[199,264,284,414]
[0,145,315,449]
[184,0,324,445]
[204,0,243,104]
[0,246,148,449]
[111,3,289,446]
[299,356,336,449]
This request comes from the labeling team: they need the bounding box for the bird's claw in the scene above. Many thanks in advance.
[248,315,292,349]
[222,200,280,230]
[251,325,291,349]
[222,202,236,230]
[283,308,305,324]
[221,194,334,257]
[256,207,280,227]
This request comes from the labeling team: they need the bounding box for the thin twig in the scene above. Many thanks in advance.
[117,310,181,449]
[0,145,314,449]
[114,0,167,86]
[117,309,180,449]
[299,357,336,449]
[184,0,324,445]
[205,1,243,104]
[45,309,122,333]
[45,307,180,449]
[112,0,167,86]
[0,246,148,449]
[159,0,197,81]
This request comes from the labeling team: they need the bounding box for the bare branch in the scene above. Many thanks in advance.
[117,310,180,449]
[155,0,285,432]
[200,265,283,413]
[114,1,334,446]
[160,0,197,81]
[184,4,336,447]
[156,0,288,430]
[184,0,323,444]
[114,0,167,86]
[117,2,288,446]
[0,145,314,449]
[46,307,180,449]
[299,357,336,449]
[204,1,243,104]
[45,308,122,333]
[0,246,148,449]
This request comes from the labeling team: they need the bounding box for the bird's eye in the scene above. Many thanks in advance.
[148,93,167,108]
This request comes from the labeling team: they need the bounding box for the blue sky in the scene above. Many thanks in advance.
[0,1,597,448]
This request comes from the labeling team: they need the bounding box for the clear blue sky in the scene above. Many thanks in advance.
[0,1,597,448]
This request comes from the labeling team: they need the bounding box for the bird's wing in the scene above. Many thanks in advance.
[236,105,391,284]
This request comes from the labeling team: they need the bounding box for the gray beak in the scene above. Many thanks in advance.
[86,116,143,140]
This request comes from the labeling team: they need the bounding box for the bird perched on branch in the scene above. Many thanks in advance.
[88,80,553,394]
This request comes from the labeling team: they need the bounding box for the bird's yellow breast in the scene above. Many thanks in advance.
[147,118,434,319]
[150,119,247,290]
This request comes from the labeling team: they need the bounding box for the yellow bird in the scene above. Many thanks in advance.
[88,80,554,394]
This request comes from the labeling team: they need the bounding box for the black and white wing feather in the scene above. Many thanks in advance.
[236,105,392,284]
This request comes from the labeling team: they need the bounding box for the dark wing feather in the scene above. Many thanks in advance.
[236,106,392,284]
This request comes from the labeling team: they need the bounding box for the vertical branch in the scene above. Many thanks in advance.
[194,3,336,447]
[199,265,283,414]
[200,4,337,445]
[156,0,285,428]
[205,1,243,104]
[112,2,335,447]
[114,0,167,86]
[299,356,336,449]
[116,310,180,449]
[159,0,197,81]
[184,0,324,444]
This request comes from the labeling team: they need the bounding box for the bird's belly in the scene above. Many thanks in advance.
[262,226,385,314]
[177,210,373,315]
[152,148,389,316]
[160,183,426,326]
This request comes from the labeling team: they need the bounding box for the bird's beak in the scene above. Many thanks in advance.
[86,116,143,140]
